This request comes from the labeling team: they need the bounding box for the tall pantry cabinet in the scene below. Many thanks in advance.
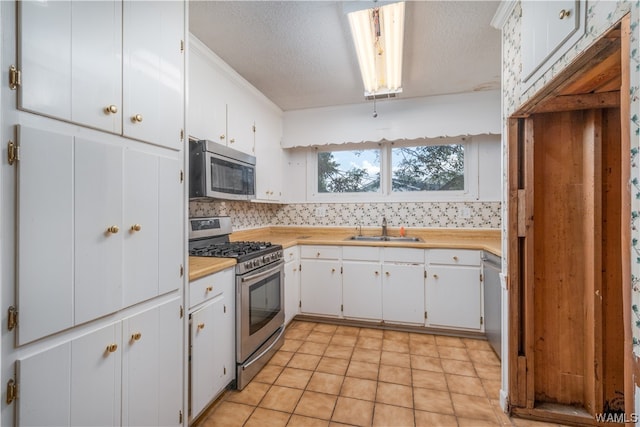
[0,1,187,426]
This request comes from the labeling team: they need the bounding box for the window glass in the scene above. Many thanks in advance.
[317,149,380,193]
[391,144,464,191]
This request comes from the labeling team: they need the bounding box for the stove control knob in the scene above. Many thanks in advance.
[244,262,251,270]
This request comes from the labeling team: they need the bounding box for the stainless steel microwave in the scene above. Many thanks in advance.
[189,139,256,200]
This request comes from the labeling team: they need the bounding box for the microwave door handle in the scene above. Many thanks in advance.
[240,262,283,283]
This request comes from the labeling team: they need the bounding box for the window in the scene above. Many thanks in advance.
[317,149,381,193]
[310,137,476,200]
[391,144,464,192]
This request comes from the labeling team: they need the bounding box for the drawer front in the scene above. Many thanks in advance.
[384,248,424,264]
[284,246,299,263]
[342,246,381,261]
[189,267,234,309]
[300,245,341,260]
[427,249,481,266]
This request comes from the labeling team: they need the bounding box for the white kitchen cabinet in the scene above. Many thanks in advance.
[16,298,182,427]
[122,298,183,427]
[426,249,483,331]
[17,322,121,427]
[342,246,382,320]
[189,268,235,421]
[284,246,300,324]
[342,262,382,320]
[521,0,585,83]
[17,0,184,149]
[253,109,283,201]
[381,248,426,325]
[16,126,183,343]
[380,248,425,325]
[122,0,184,150]
[16,126,74,344]
[300,246,342,317]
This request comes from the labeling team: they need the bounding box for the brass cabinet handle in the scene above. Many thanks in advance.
[104,104,118,114]
[197,323,205,330]
[453,256,458,261]
[433,274,439,279]
[316,252,321,257]
[385,272,390,276]
[130,224,142,232]
[131,114,143,123]
[375,271,379,275]
[106,343,118,353]
[559,9,570,19]
[106,225,119,234]
[219,134,225,140]
[331,268,336,273]
[131,332,142,342]
[206,286,213,292]
[229,138,235,143]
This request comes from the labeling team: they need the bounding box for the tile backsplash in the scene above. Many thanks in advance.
[189,200,501,230]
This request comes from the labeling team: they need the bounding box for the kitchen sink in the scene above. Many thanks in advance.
[345,235,422,242]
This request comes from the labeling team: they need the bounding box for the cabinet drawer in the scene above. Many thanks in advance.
[190,267,234,309]
[384,248,424,264]
[300,245,341,260]
[342,246,381,261]
[284,246,299,263]
[427,249,480,266]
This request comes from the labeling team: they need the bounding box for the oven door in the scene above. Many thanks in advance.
[237,260,284,363]
[205,151,255,200]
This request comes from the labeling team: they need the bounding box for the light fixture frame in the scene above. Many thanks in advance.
[347,1,405,98]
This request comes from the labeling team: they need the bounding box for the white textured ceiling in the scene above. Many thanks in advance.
[189,1,501,111]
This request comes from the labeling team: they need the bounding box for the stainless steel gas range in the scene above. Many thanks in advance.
[188,217,285,390]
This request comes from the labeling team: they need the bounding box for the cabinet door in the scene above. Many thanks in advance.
[226,95,255,155]
[122,297,182,427]
[18,1,122,133]
[284,260,300,324]
[300,260,342,316]
[71,1,122,133]
[71,324,121,426]
[253,114,283,201]
[17,343,71,426]
[382,264,425,324]
[75,138,123,324]
[122,1,184,149]
[123,149,159,307]
[16,126,73,344]
[187,45,227,142]
[18,0,71,119]
[190,295,228,419]
[158,156,183,295]
[342,262,381,320]
[521,0,581,80]
[426,266,482,330]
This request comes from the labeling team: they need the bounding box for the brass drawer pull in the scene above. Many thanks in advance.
[131,332,142,342]
[106,343,118,353]
[106,225,119,234]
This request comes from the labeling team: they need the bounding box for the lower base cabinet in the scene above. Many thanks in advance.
[300,259,342,317]
[189,268,235,421]
[382,263,425,325]
[16,297,183,427]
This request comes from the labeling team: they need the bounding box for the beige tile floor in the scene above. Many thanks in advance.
[196,320,567,427]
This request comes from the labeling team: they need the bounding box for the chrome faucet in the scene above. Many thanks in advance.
[381,217,387,237]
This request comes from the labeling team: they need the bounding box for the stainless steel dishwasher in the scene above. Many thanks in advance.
[482,251,502,359]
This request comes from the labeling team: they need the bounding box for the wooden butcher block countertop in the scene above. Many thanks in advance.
[189,226,501,281]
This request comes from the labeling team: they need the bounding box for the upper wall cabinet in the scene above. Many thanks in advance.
[188,41,256,156]
[17,0,184,150]
[521,0,585,85]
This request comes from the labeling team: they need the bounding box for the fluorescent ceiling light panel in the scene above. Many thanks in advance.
[348,1,405,97]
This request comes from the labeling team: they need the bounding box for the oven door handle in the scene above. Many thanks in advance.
[242,326,285,370]
[240,262,283,283]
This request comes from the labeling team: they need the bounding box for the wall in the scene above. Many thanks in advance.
[189,200,501,230]
[496,0,640,414]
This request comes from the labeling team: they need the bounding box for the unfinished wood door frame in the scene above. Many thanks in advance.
[507,14,632,425]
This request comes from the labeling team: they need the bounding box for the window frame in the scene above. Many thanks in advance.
[308,137,478,202]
